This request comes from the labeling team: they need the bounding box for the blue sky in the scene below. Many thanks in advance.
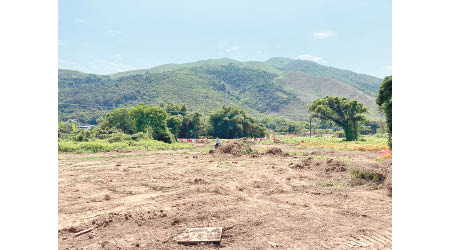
[59,0,392,78]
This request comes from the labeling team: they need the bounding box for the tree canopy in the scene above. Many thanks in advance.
[209,106,266,139]
[376,76,392,148]
[99,104,175,143]
[309,96,367,141]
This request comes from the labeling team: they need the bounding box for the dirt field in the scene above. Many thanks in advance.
[58,142,392,249]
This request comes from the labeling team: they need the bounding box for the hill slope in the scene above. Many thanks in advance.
[59,58,383,124]
[266,57,382,95]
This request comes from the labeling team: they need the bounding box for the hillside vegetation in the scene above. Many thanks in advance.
[59,58,383,124]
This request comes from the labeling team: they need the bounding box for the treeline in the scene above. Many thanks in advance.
[59,104,267,143]
[59,102,386,145]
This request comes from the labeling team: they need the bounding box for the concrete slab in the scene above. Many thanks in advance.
[176,227,223,244]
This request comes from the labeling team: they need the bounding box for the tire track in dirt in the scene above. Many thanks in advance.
[315,228,392,249]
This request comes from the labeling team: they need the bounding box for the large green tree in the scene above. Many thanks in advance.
[309,96,367,141]
[129,104,174,143]
[209,106,266,138]
[179,112,203,138]
[162,102,203,139]
[100,108,136,134]
[100,104,175,143]
[376,76,392,148]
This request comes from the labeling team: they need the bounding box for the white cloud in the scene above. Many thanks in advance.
[256,50,262,54]
[296,54,326,64]
[225,45,240,52]
[313,31,336,40]
[384,65,392,70]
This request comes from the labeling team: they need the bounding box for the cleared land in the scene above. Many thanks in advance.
[58,138,392,249]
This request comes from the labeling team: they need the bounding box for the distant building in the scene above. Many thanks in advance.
[79,125,94,130]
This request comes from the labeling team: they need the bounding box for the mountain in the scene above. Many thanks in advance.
[58,58,383,124]
[266,57,382,95]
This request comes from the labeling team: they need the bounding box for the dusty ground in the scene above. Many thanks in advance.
[58,142,392,250]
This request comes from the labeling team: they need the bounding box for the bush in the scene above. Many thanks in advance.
[131,132,151,141]
[107,132,131,143]
[151,127,175,143]
[72,129,91,142]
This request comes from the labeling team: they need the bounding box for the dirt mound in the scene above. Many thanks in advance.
[289,157,315,169]
[289,157,346,173]
[218,142,252,156]
[265,147,290,156]
[325,158,347,172]
[266,147,282,154]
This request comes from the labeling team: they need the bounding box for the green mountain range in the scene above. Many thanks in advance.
[58,57,384,124]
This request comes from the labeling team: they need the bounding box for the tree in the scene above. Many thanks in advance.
[129,104,174,143]
[100,108,136,134]
[309,96,367,141]
[209,106,266,138]
[99,104,175,143]
[166,115,183,139]
[376,76,392,148]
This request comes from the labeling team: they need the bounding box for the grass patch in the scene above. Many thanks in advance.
[257,136,389,152]
[58,138,194,153]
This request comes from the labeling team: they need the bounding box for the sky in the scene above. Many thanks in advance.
[58,0,392,78]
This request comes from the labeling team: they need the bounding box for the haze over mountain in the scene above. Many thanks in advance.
[58,57,384,124]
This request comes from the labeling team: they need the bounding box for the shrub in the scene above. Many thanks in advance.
[107,132,131,143]
[72,129,91,142]
[351,168,385,184]
[131,132,150,141]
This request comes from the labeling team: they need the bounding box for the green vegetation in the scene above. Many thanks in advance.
[58,138,193,153]
[59,58,382,124]
[162,102,204,139]
[259,135,389,152]
[258,116,308,135]
[376,76,392,148]
[58,58,391,152]
[99,104,174,143]
[209,106,266,138]
[309,97,368,141]
[59,104,270,152]
[266,57,381,95]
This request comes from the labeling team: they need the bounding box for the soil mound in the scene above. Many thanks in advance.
[218,142,251,156]
[325,158,347,172]
[266,147,282,154]
[265,147,289,156]
[290,157,314,169]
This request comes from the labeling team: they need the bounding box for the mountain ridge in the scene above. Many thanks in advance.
[58,58,383,124]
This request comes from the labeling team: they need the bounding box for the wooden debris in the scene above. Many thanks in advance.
[176,227,222,244]
[74,227,94,237]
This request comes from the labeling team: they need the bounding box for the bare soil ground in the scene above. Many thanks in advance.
[59,142,392,250]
